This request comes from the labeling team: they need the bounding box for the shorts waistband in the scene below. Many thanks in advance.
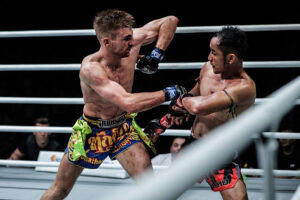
[82,113,130,128]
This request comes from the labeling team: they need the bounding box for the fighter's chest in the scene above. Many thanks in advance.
[200,76,227,95]
[106,67,134,90]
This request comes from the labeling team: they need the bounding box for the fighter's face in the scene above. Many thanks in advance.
[208,37,225,74]
[110,28,134,57]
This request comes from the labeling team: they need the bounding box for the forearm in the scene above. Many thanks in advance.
[182,96,211,115]
[125,84,187,112]
[155,16,178,50]
[182,92,229,115]
[122,91,166,113]
[136,16,178,74]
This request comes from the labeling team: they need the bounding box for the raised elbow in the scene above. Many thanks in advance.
[168,15,179,25]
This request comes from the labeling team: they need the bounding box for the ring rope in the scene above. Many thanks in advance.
[0,61,299,71]
[0,24,299,38]
[0,159,299,177]
[0,125,299,139]
[0,97,299,105]
[0,97,84,104]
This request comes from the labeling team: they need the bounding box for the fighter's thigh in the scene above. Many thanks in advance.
[220,179,248,200]
[116,142,151,177]
[54,154,83,188]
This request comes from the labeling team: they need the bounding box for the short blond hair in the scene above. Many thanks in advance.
[93,9,135,40]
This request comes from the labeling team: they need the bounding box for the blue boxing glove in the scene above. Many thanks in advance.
[136,47,165,74]
[163,85,187,101]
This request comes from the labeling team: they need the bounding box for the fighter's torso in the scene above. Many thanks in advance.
[80,53,135,120]
[192,63,253,138]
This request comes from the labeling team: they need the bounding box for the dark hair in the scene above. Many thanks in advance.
[213,26,248,60]
[35,117,49,125]
[93,9,135,40]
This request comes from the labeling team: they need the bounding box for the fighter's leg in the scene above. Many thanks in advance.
[41,154,83,200]
[220,179,248,200]
[116,142,152,179]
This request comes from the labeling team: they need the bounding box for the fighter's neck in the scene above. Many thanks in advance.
[220,68,243,79]
[220,63,243,79]
[98,49,122,70]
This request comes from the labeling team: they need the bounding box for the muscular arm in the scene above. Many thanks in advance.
[98,80,165,113]
[83,65,165,113]
[182,81,256,115]
[133,16,178,50]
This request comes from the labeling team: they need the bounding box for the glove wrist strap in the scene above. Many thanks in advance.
[163,86,177,101]
[160,114,172,129]
[150,47,165,62]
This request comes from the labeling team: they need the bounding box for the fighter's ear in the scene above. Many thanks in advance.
[226,53,236,64]
[102,37,110,46]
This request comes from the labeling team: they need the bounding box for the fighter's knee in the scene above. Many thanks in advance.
[132,160,152,177]
[51,184,72,199]
[136,159,151,172]
[142,159,152,170]
[224,191,248,200]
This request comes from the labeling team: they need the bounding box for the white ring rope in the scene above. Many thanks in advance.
[0,61,299,71]
[0,125,299,140]
[0,97,84,104]
[0,125,71,133]
[0,97,299,105]
[0,24,299,38]
[0,64,80,71]
[241,168,300,177]
[0,159,299,177]
[0,159,124,169]
[176,24,300,33]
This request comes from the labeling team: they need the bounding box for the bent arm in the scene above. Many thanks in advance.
[183,82,256,115]
[87,72,165,113]
[133,16,179,50]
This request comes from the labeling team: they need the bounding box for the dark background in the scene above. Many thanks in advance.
[0,1,299,160]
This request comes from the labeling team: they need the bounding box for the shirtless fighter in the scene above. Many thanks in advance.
[41,9,187,200]
[144,26,256,200]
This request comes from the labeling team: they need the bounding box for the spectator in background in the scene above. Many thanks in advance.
[8,117,64,160]
[277,128,300,171]
[151,137,187,166]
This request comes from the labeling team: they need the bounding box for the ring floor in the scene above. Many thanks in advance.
[0,166,299,200]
